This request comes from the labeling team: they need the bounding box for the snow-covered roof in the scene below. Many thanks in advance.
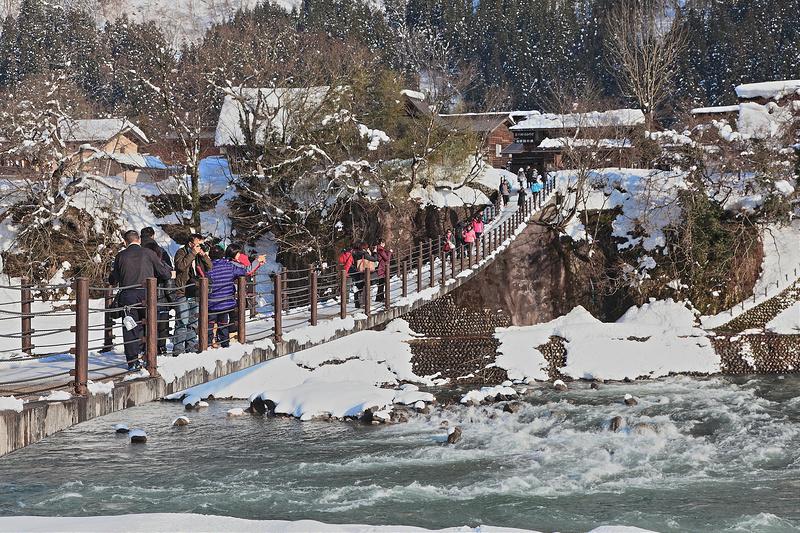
[215,87,331,146]
[735,80,800,100]
[538,137,632,149]
[439,112,511,132]
[400,89,425,101]
[690,105,739,115]
[510,109,644,130]
[84,150,166,169]
[59,119,148,144]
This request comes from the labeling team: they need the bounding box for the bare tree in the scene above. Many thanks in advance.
[394,24,481,188]
[604,0,687,128]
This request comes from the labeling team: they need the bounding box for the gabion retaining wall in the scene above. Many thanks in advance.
[712,332,800,374]
[406,294,511,384]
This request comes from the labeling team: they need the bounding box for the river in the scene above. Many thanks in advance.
[1,375,799,533]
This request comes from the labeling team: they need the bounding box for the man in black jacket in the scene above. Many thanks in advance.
[109,229,173,369]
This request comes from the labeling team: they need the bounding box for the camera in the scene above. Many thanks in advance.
[199,242,210,252]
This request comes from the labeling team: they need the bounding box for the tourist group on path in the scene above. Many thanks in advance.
[109,228,265,369]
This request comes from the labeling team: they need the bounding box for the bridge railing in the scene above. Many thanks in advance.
[0,176,556,398]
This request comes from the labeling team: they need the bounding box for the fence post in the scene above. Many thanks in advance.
[103,284,114,352]
[340,269,347,319]
[364,266,371,316]
[144,278,159,377]
[197,277,209,352]
[236,276,247,344]
[21,278,32,355]
[281,268,288,313]
[272,272,282,342]
[248,277,257,319]
[384,262,391,310]
[417,252,423,293]
[401,261,408,298]
[441,251,446,286]
[428,239,435,288]
[71,277,89,396]
[309,268,318,326]
[451,248,456,279]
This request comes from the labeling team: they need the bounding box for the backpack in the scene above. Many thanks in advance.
[338,248,354,273]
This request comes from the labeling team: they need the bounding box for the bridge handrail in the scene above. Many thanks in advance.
[0,176,557,397]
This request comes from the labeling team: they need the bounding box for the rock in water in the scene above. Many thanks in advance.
[360,409,374,425]
[624,394,638,406]
[226,408,245,417]
[114,424,130,433]
[554,379,568,391]
[447,426,462,444]
[608,416,624,432]
[129,430,147,443]
[503,402,520,414]
[171,416,189,426]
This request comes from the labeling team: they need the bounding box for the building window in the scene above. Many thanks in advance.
[496,143,502,157]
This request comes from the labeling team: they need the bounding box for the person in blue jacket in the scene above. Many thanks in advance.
[206,244,265,348]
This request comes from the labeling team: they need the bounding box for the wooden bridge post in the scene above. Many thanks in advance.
[197,277,209,352]
[281,268,288,313]
[460,245,465,272]
[364,266,371,316]
[102,285,115,353]
[428,239,435,288]
[384,261,391,310]
[417,243,423,293]
[401,261,408,298]
[440,251,446,286]
[21,278,32,355]
[71,277,89,396]
[309,267,318,326]
[272,272,282,342]
[248,277,257,318]
[236,276,247,343]
[451,248,456,278]
[340,269,347,319]
[144,277,159,377]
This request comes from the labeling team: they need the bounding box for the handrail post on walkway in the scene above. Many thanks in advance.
[236,276,247,343]
[364,267,371,316]
[401,261,408,298]
[272,272,282,342]
[440,251,446,286]
[384,261,391,310]
[340,269,347,319]
[281,268,288,313]
[197,277,209,352]
[21,278,32,355]
[248,277,257,319]
[71,277,89,396]
[102,284,114,352]
[417,251,422,293]
[309,268,318,326]
[428,239,435,288]
[451,248,456,278]
[144,277,159,377]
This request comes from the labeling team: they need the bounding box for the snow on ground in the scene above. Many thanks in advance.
[766,301,800,333]
[494,300,719,382]
[0,514,658,533]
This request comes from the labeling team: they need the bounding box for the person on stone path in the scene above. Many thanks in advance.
[442,228,456,255]
[347,241,379,308]
[517,167,526,189]
[471,214,484,241]
[109,229,172,369]
[374,238,392,302]
[500,179,511,207]
[462,223,476,259]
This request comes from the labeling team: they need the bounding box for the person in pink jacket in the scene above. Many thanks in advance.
[461,224,476,259]
[471,214,484,240]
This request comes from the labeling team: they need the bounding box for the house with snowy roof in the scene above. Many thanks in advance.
[439,112,515,169]
[59,118,167,183]
[503,109,645,174]
[214,86,335,172]
[689,80,800,144]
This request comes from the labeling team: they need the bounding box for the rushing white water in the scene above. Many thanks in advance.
[1,375,799,533]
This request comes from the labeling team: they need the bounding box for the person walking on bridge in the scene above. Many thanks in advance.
[500,179,511,207]
[109,229,173,370]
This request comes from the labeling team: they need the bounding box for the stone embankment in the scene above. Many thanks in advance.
[711,278,800,374]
